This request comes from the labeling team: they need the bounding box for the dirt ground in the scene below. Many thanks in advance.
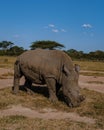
[0,68,104,126]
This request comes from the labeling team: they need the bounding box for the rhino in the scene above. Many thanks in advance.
[13,49,85,107]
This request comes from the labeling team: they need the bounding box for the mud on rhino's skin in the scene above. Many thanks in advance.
[13,49,85,107]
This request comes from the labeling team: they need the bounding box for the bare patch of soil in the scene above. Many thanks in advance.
[0,68,13,75]
[0,105,95,124]
[79,75,104,93]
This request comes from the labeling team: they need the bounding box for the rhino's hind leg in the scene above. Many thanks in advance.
[13,60,23,94]
[45,78,58,102]
[13,77,20,94]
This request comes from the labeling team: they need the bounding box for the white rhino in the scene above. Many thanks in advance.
[13,49,85,107]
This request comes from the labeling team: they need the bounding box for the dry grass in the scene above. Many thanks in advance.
[0,116,98,130]
[0,72,14,79]
[74,60,104,72]
[87,81,104,84]
[0,56,104,129]
[0,87,103,130]
[0,76,7,79]
[0,56,16,68]
[80,72,104,77]
[2,72,14,77]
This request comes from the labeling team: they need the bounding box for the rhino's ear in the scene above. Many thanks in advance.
[62,65,70,76]
[74,64,80,73]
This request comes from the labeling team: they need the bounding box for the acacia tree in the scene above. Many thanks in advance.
[30,40,65,50]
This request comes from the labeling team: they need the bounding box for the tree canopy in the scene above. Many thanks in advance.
[0,41,14,51]
[9,46,25,55]
[30,40,65,50]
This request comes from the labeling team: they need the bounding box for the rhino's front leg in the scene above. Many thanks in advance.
[24,79,33,94]
[45,78,58,102]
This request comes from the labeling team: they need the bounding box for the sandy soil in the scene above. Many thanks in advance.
[79,75,104,93]
[0,68,104,124]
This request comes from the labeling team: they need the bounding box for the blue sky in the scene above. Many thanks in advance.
[0,0,104,52]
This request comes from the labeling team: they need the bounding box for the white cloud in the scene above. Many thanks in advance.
[52,29,59,33]
[44,24,67,33]
[48,24,55,28]
[82,24,92,28]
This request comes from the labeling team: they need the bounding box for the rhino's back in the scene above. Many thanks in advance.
[17,49,62,78]
[19,49,62,68]
[17,49,73,82]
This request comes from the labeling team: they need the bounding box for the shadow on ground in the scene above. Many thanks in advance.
[19,84,66,102]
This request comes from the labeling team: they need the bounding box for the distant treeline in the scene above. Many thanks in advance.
[0,40,104,61]
[65,49,104,61]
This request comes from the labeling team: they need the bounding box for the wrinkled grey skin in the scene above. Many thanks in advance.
[13,49,85,107]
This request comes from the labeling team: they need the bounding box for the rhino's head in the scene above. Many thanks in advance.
[62,64,85,107]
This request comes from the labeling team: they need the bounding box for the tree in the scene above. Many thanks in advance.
[0,41,14,52]
[89,50,104,60]
[9,46,24,55]
[66,49,85,59]
[30,40,65,50]
[67,49,79,58]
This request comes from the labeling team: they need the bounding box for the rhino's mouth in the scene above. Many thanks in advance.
[64,96,74,108]
[64,95,85,108]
